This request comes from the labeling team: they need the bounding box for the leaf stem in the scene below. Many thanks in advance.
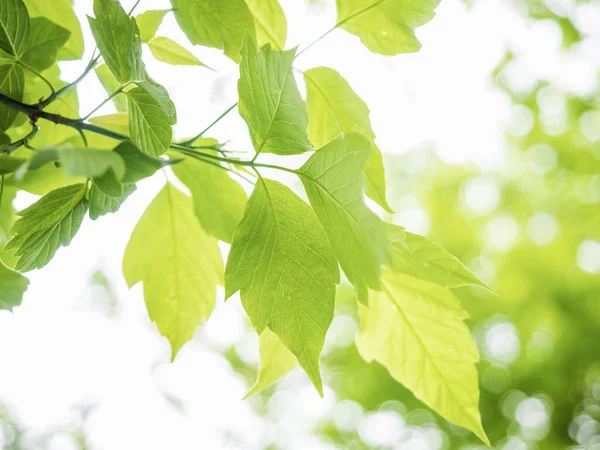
[80,83,130,121]
[17,61,56,95]
[179,102,238,146]
[2,126,40,154]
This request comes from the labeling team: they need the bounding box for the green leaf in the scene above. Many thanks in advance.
[113,140,175,183]
[172,156,247,244]
[356,269,489,445]
[6,183,87,271]
[304,67,392,213]
[238,38,310,156]
[147,36,209,67]
[20,17,70,71]
[246,0,287,50]
[19,147,126,181]
[95,65,128,112]
[387,225,494,292]
[336,0,441,55]
[89,113,129,136]
[170,0,255,63]
[0,63,24,132]
[5,165,83,195]
[135,9,169,43]
[299,133,390,304]
[127,84,176,157]
[88,0,142,83]
[245,328,298,398]
[0,258,29,310]
[0,153,25,174]
[225,179,339,395]
[123,183,223,358]
[89,182,135,220]
[23,0,84,60]
[0,0,30,57]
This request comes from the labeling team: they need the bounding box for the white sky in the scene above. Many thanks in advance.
[1,0,599,448]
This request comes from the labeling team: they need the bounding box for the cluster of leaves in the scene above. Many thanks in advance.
[0,0,492,443]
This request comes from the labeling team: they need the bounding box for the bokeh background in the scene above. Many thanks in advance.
[1,0,600,448]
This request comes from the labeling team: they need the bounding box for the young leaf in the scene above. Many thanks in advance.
[6,184,88,272]
[88,0,142,83]
[135,9,169,43]
[147,37,209,67]
[336,0,441,55]
[20,17,70,71]
[225,179,339,395]
[0,0,30,58]
[246,0,287,50]
[23,0,84,60]
[0,63,24,132]
[304,67,392,212]
[113,141,175,183]
[95,65,128,112]
[172,156,247,243]
[0,258,29,310]
[357,270,489,445]
[245,328,298,398]
[170,0,255,63]
[89,182,135,220]
[127,85,176,157]
[387,225,494,292]
[123,183,222,359]
[238,38,310,156]
[299,133,390,304]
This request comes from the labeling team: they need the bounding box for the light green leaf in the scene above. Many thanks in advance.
[304,67,392,213]
[5,165,83,195]
[114,141,175,183]
[89,113,129,136]
[0,0,30,57]
[95,65,128,112]
[357,269,489,445]
[147,36,209,67]
[225,179,339,395]
[123,183,223,358]
[245,328,298,398]
[0,63,24,132]
[246,0,287,50]
[336,0,441,55]
[170,0,255,63]
[299,133,390,304]
[6,183,87,271]
[24,0,84,60]
[135,9,169,43]
[19,147,126,181]
[238,38,310,156]
[0,258,29,310]
[89,182,136,220]
[20,17,70,71]
[0,153,25,174]
[127,84,176,157]
[172,155,247,243]
[88,0,142,83]
[387,225,493,292]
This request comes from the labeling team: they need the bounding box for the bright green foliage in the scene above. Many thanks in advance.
[225,179,339,395]
[299,133,390,304]
[0,0,30,58]
[89,182,135,220]
[113,141,174,184]
[336,0,441,55]
[170,0,255,63]
[172,156,247,243]
[238,38,310,156]
[357,269,489,444]
[0,154,24,174]
[20,17,70,71]
[95,65,128,112]
[304,67,392,212]
[0,258,29,310]
[127,85,176,157]
[147,37,208,67]
[123,183,223,359]
[245,328,297,398]
[0,64,24,132]
[135,9,169,43]
[89,113,129,137]
[88,0,141,83]
[6,183,87,271]
[246,0,287,50]
[23,0,84,60]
